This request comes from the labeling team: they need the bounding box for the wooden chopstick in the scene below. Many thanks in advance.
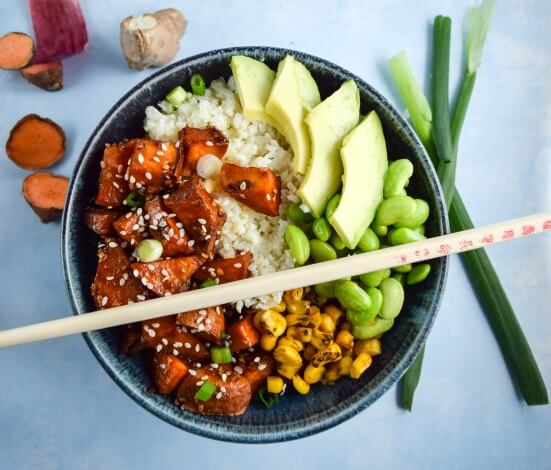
[0,212,549,349]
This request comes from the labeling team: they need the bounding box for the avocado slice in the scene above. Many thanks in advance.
[298,80,360,217]
[329,111,388,248]
[265,55,320,175]
[230,55,279,130]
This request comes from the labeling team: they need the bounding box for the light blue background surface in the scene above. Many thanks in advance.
[1,1,550,469]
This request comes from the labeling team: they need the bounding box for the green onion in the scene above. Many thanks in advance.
[195,380,216,401]
[200,279,217,288]
[165,85,188,106]
[221,331,229,340]
[136,239,163,263]
[257,386,280,408]
[123,191,145,208]
[389,0,548,409]
[190,73,206,96]
[210,346,233,364]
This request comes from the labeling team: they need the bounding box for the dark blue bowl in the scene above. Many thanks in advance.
[61,46,449,443]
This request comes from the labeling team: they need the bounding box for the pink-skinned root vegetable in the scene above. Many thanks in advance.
[28,0,88,64]
[120,8,187,70]
[21,61,63,91]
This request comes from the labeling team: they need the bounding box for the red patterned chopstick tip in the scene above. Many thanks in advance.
[28,0,88,64]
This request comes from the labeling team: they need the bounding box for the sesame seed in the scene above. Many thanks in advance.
[162,338,168,345]
[161,269,169,276]
[123,273,129,280]
[258,363,267,371]
[164,292,172,296]
[206,141,213,147]
[108,241,118,248]
[137,295,146,301]
[222,373,228,382]
[145,172,153,180]
[113,182,120,189]
[147,264,155,271]
[173,341,183,347]
[175,141,180,148]
[189,369,196,376]
[162,194,169,199]
[119,230,127,236]
[106,275,114,281]
[198,309,207,315]
[159,220,167,228]
[211,363,219,369]
[101,296,108,306]
[184,342,191,349]
[132,223,140,231]
[100,161,106,169]
[215,392,222,400]
[196,381,204,387]
[156,344,163,352]
[146,283,154,290]
[147,329,156,338]
[161,143,168,151]
[220,386,227,393]
[129,176,136,184]
[153,156,161,163]
[157,151,165,157]
[173,349,179,356]
[188,240,195,247]
[239,181,247,191]
[195,344,201,352]
[159,362,166,369]
[136,182,143,189]
[266,194,271,201]
[198,218,206,225]
[201,375,209,380]
[253,356,261,363]
[233,263,242,268]
[141,278,148,286]
[124,173,129,181]
[138,153,144,164]
[234,366,244,374]
[119,278,126,286]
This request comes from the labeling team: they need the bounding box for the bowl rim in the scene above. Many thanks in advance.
[61,45,449,443]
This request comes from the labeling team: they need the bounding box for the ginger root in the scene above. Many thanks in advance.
[120,8,187,70]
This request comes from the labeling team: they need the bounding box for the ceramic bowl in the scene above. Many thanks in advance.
[61,46,449,443]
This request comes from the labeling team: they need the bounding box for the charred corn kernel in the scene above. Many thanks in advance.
[260,334,278,351]
[271,302,287,312]
[303,344,317,361]
[273,345,302,367]
[287,300,309,315]
[340,321,353,332]
[267,376,284,394]
[258,310,287,337]
[335,329,355,350]
[285,314,313,327]
[304,364,325,384]
[350,353,372,379]
[322,364,341,383]
[354,338,382,357]
[337,356,354,376]
[285,288,304,304]
[292,374,311,394]
[287,325,313,343]
[318,314,336,335]
[311,342,342,367]
[311,330,333,350]
[308,306,323,328]
[324,305,344,324]
[278,336,304,352]
[278,363,301,379]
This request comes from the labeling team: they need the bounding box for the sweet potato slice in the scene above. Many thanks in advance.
[21,60,63,91]
[220,163,281,216]
[131,256,204,297]
[153,354,189,395]
[0,32,34,69]
[193,253,252,284]
[112,210,147,247]
[164,175,226,258]
[176,127,228,178]
[91,241,148,309]
[177,306,225,344]
[84,206,121,236]
[227,314,260,352]
[119,324,146,355]
[145,195,193,257]
[126,139,178,194]
[95,140,135,207]
[241,354,276,394]
[176,365,252,416]
[22,172,69,223]
[142,316,209,361]
[7,114,65,170]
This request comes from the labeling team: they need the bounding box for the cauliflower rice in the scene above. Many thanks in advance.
[144,77,301,309]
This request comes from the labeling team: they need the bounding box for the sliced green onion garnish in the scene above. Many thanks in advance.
[200,279,217,288]
[137,239,163,263]
[165,85,188,106]
[123,191,145,208]
[210,346,233,364]
[190,74,206,96]
[195,380,216,401]
[257,387,280,408]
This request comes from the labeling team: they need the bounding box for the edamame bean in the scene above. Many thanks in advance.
[407,263,431,285]
[285,224,310,265]
[394,199,430,229]
[325,193,341,219]
[379,277,405,319]
[383,159,414,198]
[346,287,383,326]
[352,317,394,340]
[330,232,346,250]
[309,239,337,262]
[359,268,391,288]
[372,224,388,237]
[388,227,425,246]
[287,202,314,224]
[357,228,380,252]
[137,239,163,262]
[314,281,336,298]
[393,263,412,273]
[335,280,372,312]
[375,196,417,227]
[312,218,332,242]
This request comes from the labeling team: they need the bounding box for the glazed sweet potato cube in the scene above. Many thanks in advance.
[145,195,194,257]
[193,253,252,284]
[84,206,121,236]
[220,163,281,216]
[142,315,178,349]
[126,139,178,194]
[227,314,260,352]
[153,354,189,395]
[177,306,225,344]
[169,329,209,362]
[241,354,276,393]
[131,256,205,297]
[164,175,226,258]
[91,241,148,309]
[112,210,147,247]
[119,324,146,355]
[175,127,228,178]
[95,140,135,207]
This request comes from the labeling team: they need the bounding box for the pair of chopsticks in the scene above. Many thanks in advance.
[0,211,549,349]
